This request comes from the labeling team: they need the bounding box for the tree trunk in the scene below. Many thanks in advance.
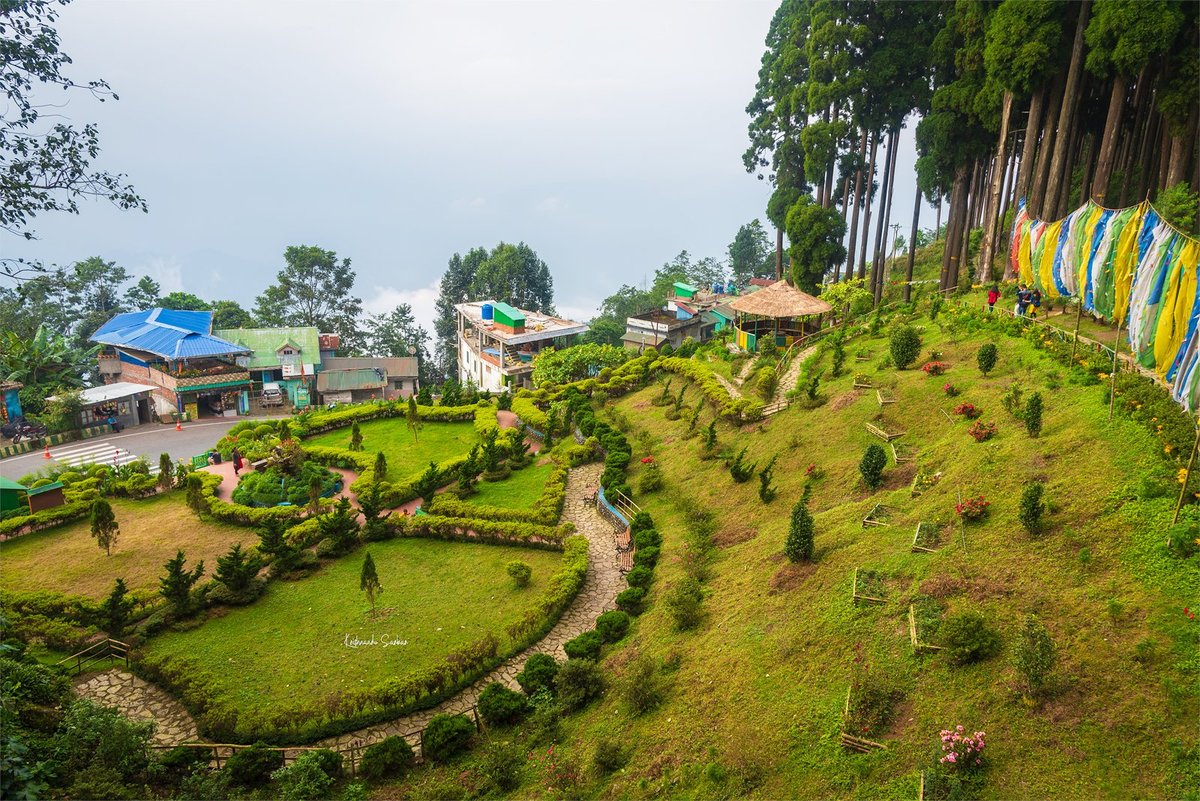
[1157,119,1172,193]
[904,182,922,303]
[857,133,879,280]
[960,160,981,288]
[1031,74,1066,216]
[1135,109,1163,202]
[775,227,783,281]
[935,197,942,239]
[1121,68,1154,206]
[940,164,970,291]
[834,171,852,282]
[845,128,868,281]
[1044,0,1091,219]
[1091,73,1128,205]
[1015,86,1046,202]
[977,91,1014,283]
[1166,102,1199,189]
[869,130,896,300]
[874,129,901,305]
[1055,123,1080,217]
[823,106,838,210]
[999,143,1019,254]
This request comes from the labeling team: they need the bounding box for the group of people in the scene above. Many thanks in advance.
[985,284,1042,318]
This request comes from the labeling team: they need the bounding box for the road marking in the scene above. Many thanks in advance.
[51,441,159,474]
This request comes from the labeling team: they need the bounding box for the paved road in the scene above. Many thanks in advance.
[0,418,261,479]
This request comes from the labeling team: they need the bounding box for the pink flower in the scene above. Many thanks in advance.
[946,753,957,763]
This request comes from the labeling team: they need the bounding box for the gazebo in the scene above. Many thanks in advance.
[729,280,832,352]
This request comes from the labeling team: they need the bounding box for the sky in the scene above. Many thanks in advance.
[9,0,938,334]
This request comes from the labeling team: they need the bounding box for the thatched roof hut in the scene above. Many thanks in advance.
[729,280,831,318]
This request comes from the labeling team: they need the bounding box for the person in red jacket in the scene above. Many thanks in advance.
[986,284,1000,313]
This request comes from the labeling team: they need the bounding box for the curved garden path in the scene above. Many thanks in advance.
[70,462,625,752]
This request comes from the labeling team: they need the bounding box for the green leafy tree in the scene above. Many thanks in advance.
[0,0,146,280]
[184,473,206,514]
[0,324,96,391]
[318,498,360,554]
[531,344,629,385]
[90,498,119,556]
[254,245,364,353]
[159,550,204,616]
[758,455,778,503]
[158,291,210,311]
[506,560,532,588]
[785,194,847,292]
[215,544,263,593]
[360,552,382,613]
[209,299,255,329]
[349,421,363,451]
[1154,182,1199,234]
[406,396,422,443]
[157,453,174,491]
[1018,482,1046,535]
[1014,614,1057,696]
[1024,392,1044,437]
[122,276,160,310]
[785,499,815,562]
[100,577,135,636]
[859,444,888,490]
[728,219,775,287]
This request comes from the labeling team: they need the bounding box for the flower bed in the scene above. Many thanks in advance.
[955,495,990,521]
[922,361,949,376]
[953,403,982,419]
[967,420,997,441]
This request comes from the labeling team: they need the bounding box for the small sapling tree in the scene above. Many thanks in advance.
[1024,392,1044,437]
[101,577,135,636]
[1018,482,1046,534]
[160,550,204,616]
[90,498,119,556]
[360,551,382,614]
[157,453,174,491]
[859,444,888,490]
[758,455,778,503]
[1013,614,1056,697]
[407,396,422,443]
[785,499,815,562]
[977,342,998,376]
[215,543,263,592]
[889,324,922,369]
[349,421,363,451]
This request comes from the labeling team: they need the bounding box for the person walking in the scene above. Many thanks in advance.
[1015,284,1031,317]
[987,284,1000,313]
[1030,288,1043,319]
[232,447,243,476]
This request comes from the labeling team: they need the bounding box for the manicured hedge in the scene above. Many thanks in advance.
[424,459,569,526]
[291,400,480,438]
[383,512,571,548]
[658,356,764,421]
[0,500,90,537]
[510,397,549,434]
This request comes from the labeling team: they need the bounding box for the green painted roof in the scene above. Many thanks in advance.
[0,475,26,492]
[673,282,698,294]
[316,367,387,392]
[26,481,63,496]
[212,326,321,370]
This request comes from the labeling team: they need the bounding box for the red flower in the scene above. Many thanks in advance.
[640,456,654,464]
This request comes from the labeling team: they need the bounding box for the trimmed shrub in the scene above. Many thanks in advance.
[226,742,284,788]
[859,444,887,490]
[358,736,414,781]
[785,500,814,562]
[554,659,605,711]
[477,682,530,727]
[1018,482,1046,534]
[1013,614,1057,696]
[633,528,661,549]
[615,586,647,616]
[633,545,659,569]
[625,565,653,589]
[595,610,631,643]
[889,324,922,369]
[505,560,532,588]
[516,653,559,696]
[421,714,475,762]
[664,577,704,631]
[563,630,603,660]
[1024,392,1044,437]
[622,652,664,715]
[977,342,998,375]
[594,739,629,774]
[271,752,334,801]
[942,612,1003,665]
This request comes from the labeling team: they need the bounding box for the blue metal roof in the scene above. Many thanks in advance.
[90,308,250,361]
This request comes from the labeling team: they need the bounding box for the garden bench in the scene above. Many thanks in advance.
[250,459,269,472]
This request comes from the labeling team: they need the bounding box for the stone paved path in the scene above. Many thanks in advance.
[70,463,624,755]
[317,462,623,752]
[74,670,199,746]
[777,343,819,398]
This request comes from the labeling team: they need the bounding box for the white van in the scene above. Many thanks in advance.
[260,383,285,407]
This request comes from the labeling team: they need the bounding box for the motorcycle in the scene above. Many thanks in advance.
[2,416,48,444]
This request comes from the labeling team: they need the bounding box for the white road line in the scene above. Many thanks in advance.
[50,441,159,474]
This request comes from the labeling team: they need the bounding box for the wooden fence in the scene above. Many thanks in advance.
[55,638,130,676]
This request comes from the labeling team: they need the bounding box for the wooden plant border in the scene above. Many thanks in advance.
[910,469,942,498]
[865,421,905,441]
[910,521,943,553]
[853,374,874,389]
[876,388,896,406]
[891,440,916,463]
[854,352,873,362]
[861,503,893,528]
[908,604,946,654]
[851,566,887,606]
[840,686,889,753]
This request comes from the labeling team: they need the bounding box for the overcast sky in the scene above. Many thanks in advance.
[10,0,936,332]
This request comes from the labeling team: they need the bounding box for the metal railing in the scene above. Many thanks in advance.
[56,638,130,676]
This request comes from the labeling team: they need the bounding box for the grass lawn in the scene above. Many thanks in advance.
[305,419,478,480]
[0,492,252,599]
[463,461,554,510]
[140,538,562,721]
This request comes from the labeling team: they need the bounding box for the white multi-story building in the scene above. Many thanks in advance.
[454,301,589,392]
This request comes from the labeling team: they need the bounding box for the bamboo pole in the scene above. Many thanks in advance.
[1070,299,1084,361]
[1172,415,1200,525]
[1107,316,1124,423]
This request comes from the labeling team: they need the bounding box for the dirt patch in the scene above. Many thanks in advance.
[884,698,916,740]
[919,575,969,598]
[830,390,863,411]
[769,562,816,594]
[918,572,1013,601]
[632,400,650,410]
[1044,687,1086,726]
[883,462,917,490]
[645,752,681,781]
[713,527,757,548]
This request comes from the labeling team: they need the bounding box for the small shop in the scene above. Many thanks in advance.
[60,382,154,431]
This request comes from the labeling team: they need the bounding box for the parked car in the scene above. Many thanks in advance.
[260,383,285,408]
